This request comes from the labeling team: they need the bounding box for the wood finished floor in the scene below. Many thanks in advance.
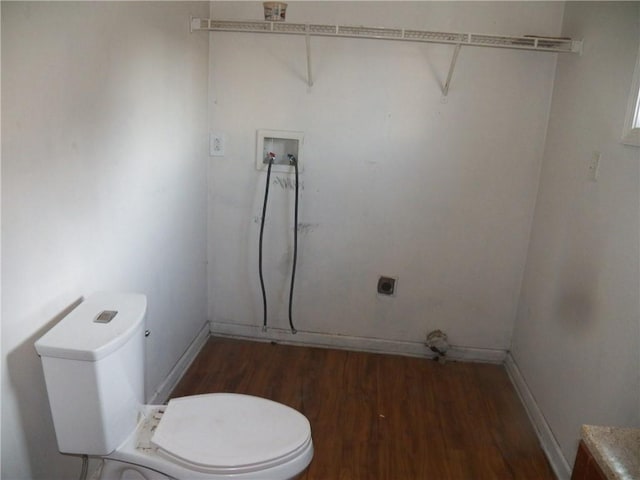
[170,337,554,479]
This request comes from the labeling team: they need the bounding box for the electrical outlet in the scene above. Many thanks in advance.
[377,276,397,296]
[210,132,225,157]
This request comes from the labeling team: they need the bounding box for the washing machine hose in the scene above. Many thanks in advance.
[258,156,298,334]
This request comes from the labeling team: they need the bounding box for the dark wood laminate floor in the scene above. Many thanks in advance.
[170,337,555,479]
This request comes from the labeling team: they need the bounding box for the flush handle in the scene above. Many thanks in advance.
[94,310,118,323]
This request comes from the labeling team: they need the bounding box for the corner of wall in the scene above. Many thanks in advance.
[504,353,571,480]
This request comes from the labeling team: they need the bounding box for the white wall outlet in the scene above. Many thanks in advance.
[210,132,225,157]
[588,151,601,181]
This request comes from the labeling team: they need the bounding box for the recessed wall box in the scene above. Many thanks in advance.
[256,130,304,174]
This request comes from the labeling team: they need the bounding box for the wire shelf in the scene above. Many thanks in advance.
[193,18,582,54]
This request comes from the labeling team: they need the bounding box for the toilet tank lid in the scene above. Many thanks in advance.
[35,292,147,362]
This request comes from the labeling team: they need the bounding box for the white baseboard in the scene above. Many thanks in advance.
[504,353,570,480]
[149,321,210,404]
[209,321,507,364]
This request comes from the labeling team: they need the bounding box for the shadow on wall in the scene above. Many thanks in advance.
[553,192,604,331]
[5,298,83,479]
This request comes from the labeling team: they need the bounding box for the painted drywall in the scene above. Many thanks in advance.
[512,1,640,471]
[207,2,564,354]
[1,4,4,474]
[1,2,209,478]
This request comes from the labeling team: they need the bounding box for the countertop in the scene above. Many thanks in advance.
[581,425,640,480]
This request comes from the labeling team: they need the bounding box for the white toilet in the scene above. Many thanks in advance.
[35,292,313,480]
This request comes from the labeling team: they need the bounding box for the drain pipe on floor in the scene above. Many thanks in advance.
[426,330,449,364]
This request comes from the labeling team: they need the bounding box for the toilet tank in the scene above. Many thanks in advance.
[35,292,147,455]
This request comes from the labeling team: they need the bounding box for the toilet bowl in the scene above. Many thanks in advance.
[99,396,313,479]
[35,293,313,480]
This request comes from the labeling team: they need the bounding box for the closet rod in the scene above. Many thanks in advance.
[190,18,583,54]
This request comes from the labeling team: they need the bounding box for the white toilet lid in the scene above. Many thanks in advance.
[151,393,312,474]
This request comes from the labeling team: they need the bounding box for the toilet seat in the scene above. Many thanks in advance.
[151,393,312,475]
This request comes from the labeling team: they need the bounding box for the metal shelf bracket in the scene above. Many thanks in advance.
[305,24,313,88]
[443,43,462,97]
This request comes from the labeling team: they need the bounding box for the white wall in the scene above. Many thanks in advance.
[207,1,564,355]
[512,1,640,472]
[1,4,4,474]
[1,2,209,478]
